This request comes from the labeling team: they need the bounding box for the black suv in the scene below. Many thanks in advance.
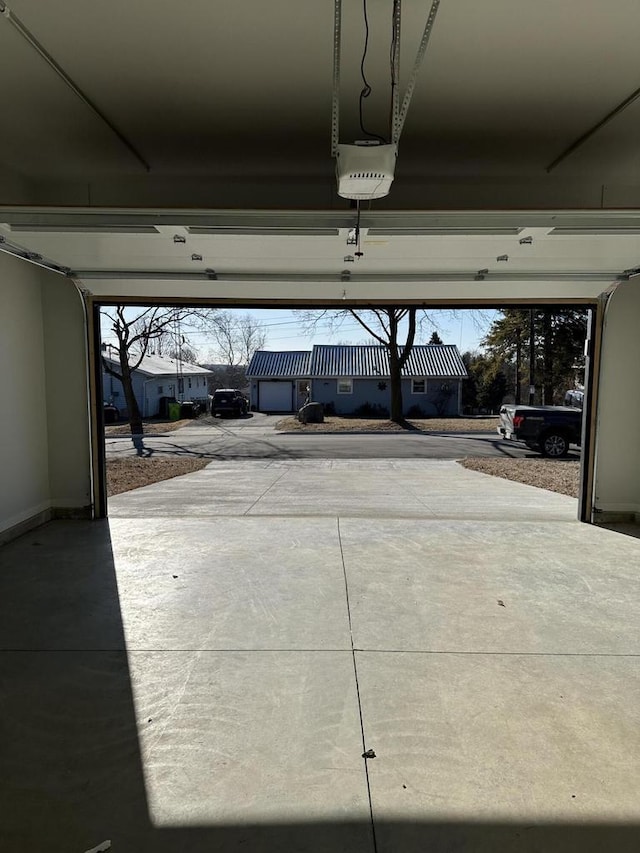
[210,389,248,418]
[104,401,119,424]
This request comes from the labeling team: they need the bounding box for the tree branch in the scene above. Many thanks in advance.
[398,308,417,369]
[102,357,123,382]
[370,308,391,339]
[348,310,388,346]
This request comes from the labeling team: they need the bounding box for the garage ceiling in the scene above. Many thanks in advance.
[2,1,640,196]
[1,1,639,302]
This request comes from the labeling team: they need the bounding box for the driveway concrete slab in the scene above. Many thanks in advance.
[0,519,127,650]
[129,650,371,829]
[238,460,574,521]
[0,650,152,852]
[110,517,351,650]
[341,518,640,654]
[3,458,640,852]
[246,468,437,518]
[108,465,287,517]
[404,463,577,520]
[0,648,373,853]
[356,651,640,852]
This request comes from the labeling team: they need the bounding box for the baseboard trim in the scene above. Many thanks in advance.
[592,510,640,525]
[52,505,93,521]
[0,508,53,546]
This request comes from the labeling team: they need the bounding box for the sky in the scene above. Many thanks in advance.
[101,307,498,362]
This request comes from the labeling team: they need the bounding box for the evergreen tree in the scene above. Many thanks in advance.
[482,309,587,405]
[462,351,508,413]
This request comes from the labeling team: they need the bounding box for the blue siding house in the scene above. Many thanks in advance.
[246,345,467,416]
[102,347,213,417]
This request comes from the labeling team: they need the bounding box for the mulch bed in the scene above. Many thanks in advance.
[106,458,210,496]
[459,457,580,498]
[276,416,498,433]
[105,418,193,436]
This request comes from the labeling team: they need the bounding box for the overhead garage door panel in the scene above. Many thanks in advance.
[259,381,293,412]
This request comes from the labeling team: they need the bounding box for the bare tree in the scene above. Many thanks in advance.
[300,308,430,423]
[102,306,213,434]
[298,308,474,423]
[210,313,267,365]
[167,342,199,364]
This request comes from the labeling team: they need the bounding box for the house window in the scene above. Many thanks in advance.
[157,386,163,394]
[427,380,452,394]
[337,378,353,394]
[412,378,426,394]
[188,378,192,389]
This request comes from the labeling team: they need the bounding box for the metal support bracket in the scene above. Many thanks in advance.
[390,0,402,143]
[331,0,342,156]
[394,0,441,143]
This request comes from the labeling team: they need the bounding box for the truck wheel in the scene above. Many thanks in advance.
[541,432,569,458]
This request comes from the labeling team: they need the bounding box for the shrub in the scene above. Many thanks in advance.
[352,402,390,418]
[406,404,428,419]
[322,401,336,416]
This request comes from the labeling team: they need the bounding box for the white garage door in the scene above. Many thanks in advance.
[259,381,294,412]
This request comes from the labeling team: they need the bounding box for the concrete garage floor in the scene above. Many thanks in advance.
[2,460,640,852]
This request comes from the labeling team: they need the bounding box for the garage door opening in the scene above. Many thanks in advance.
[95,301,598,525]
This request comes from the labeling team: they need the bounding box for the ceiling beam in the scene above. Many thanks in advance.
[0,0,150,171]
[73,269,620,283]
[4,207,640,231]
[546,82,640,173]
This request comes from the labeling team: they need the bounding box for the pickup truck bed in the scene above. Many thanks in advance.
[498,405,582,457]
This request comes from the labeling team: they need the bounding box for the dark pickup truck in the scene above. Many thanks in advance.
[497,405,582,457]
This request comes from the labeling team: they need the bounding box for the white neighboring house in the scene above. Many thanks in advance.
[102,347,213,417]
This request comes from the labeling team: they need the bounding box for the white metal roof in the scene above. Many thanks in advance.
[102,351,213,377]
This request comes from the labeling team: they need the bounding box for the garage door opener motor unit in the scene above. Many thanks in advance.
[336,143,397,200]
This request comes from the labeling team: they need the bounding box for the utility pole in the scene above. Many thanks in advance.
[528,309,535,405]
[515,326,522,404]
[542,309,553,404]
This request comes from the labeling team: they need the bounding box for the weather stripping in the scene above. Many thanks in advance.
[9,225,160,234]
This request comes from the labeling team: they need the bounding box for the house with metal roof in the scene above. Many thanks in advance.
[246,345,467,416]
[102,346,214,417]
[244,351,313,413]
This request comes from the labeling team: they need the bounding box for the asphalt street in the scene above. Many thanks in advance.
[105,414,581,461]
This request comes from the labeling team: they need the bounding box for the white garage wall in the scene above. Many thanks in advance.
[41,277,91,514]
[0,252,51,540]
[0,255,92,542]
[593,280,640,521]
